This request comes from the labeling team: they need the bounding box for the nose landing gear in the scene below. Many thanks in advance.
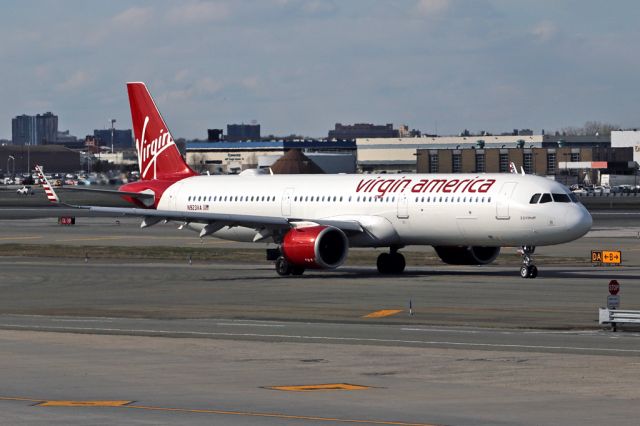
[518,246,538,278]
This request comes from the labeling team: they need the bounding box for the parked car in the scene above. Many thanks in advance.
[588,185,610,195]
[16,186,31,195]
[612,185,633,193]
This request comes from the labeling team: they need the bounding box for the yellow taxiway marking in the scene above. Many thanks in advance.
[38,400,133,407]
[364,309,403,318]
[0,396,438,426]
[267,383,370,392]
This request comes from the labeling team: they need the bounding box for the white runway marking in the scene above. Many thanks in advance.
[2,323,640,354]
[216,323,285,328]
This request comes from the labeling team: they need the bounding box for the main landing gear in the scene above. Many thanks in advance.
[518,246,538,279]
[377,247,406,274]
[275,256,305,276]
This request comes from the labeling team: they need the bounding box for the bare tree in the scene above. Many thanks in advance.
[558,121,619,136]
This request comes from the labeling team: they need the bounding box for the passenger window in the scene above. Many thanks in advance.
[488,197,491,202]
[552,193,571,203]
[539,193,552,203]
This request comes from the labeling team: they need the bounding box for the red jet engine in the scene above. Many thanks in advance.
[281,226,348,269]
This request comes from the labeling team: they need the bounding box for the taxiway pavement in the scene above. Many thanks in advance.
[0,211,638,425]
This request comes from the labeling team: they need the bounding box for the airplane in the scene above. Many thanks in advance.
[36,82,592,279]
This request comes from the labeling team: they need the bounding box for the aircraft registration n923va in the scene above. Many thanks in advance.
[36,82,592,279]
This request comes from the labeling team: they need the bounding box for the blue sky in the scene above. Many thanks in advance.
[1,0,639,139]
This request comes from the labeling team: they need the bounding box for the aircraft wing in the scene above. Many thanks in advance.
[76,205,364,233]
[60,186,155,200]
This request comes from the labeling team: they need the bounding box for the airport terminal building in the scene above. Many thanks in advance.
[356,134,612,173]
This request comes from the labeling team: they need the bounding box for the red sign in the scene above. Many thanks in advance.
[609,280,620,295]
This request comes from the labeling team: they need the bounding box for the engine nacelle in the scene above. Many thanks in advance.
[433,246,500,265]
[281,226,348,269]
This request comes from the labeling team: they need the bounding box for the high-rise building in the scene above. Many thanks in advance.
[11,112,58,145]
[227,123,260,142]
[93,129,134,149]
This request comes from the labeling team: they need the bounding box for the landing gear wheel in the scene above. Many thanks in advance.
[518,246,538,279]
[275,257,292,276]
[377,253,391,274]
[528,265,538,278]
[390,252,406,274]
[291,266,305,276]
[377,252,406,274]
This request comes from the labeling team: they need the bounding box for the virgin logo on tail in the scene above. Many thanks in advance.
[127,82,197,182]
[136,115,177,180]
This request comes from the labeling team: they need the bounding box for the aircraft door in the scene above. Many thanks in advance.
[169,181,183,210]
[496,182,517,220]
[397,193,409,219]
[281,187,294,216]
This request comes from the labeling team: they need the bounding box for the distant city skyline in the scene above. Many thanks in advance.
[1,0,639,140]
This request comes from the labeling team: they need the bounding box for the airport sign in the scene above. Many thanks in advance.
[591,250,622,265]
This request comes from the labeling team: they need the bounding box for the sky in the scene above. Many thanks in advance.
[1,0,639,140]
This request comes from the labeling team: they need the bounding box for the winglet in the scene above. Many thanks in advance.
[509,162,517,174]
[35,165,60,204]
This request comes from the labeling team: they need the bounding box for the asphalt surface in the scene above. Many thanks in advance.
[0,204,638,425]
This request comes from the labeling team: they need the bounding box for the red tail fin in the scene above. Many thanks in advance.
[127,82,197,181]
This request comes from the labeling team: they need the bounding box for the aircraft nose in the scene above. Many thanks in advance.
[565,205,592,238]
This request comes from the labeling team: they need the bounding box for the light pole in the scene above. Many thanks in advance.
[7,155,15,178]
[111,119,116,154]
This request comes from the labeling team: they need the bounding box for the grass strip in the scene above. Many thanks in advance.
[0,243,588,266]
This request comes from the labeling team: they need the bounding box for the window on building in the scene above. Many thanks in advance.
[475,153,485,173]
[499,153,509,173]
[452,153,462,173]
[429,153,439,173]
[571,152,580,162]
[547,153,556,174]
[523,153,533,174]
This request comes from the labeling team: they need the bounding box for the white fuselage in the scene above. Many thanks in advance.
[156,173,592,247]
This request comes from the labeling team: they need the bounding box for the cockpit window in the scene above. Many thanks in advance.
[569,193,578,203]
[539,193,552,203]
[552,193,571,203]
[529,193,541,204]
